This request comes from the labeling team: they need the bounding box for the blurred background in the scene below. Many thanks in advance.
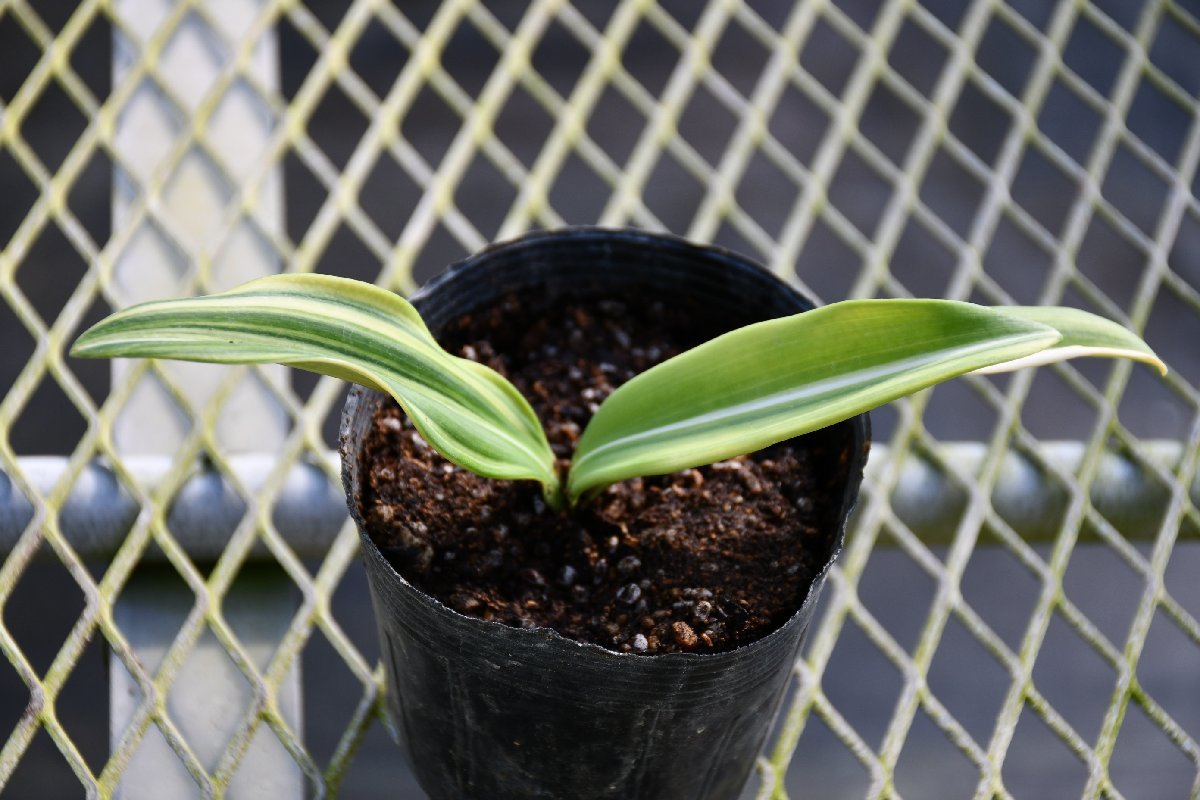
[0,0,1198,796]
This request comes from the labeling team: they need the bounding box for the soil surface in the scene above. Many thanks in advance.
[358,288,855,655]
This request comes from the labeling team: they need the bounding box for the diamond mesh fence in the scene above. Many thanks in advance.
[0,0,1198,797]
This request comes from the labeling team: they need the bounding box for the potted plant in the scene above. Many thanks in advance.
[73,229,1162,799]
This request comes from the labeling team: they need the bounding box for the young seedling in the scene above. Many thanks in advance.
[72,274,1164,510]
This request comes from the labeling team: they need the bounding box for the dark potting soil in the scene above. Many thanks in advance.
[358,288,855,655]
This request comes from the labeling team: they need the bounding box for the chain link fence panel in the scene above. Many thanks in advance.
[0,0,1197,797]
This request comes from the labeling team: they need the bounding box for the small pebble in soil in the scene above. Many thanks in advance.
[672,621,698,649]
[520,568,546,587]
[450,592,481,613]
[616,583,642,605]
[617,555,641,575]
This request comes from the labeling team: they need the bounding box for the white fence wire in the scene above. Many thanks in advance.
[0,0,1197,797]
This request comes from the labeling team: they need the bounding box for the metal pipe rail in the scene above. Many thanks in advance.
[1,442,1193,559]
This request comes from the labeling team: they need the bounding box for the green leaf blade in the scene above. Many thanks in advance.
[970,305,1166,375]
[72,274,559,495]
[568,300,1065,502]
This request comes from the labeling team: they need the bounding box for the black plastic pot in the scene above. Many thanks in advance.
[340,229,870,799]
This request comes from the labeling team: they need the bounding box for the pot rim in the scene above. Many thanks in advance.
[340,226,871,664]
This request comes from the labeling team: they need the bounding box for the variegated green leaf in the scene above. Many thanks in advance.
[971,305,1165,375]
[72,274,560,502]
[567,300,1164,503]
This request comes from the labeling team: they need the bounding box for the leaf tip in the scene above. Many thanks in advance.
[1115,348,1167,377]
[68,329,98,359]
